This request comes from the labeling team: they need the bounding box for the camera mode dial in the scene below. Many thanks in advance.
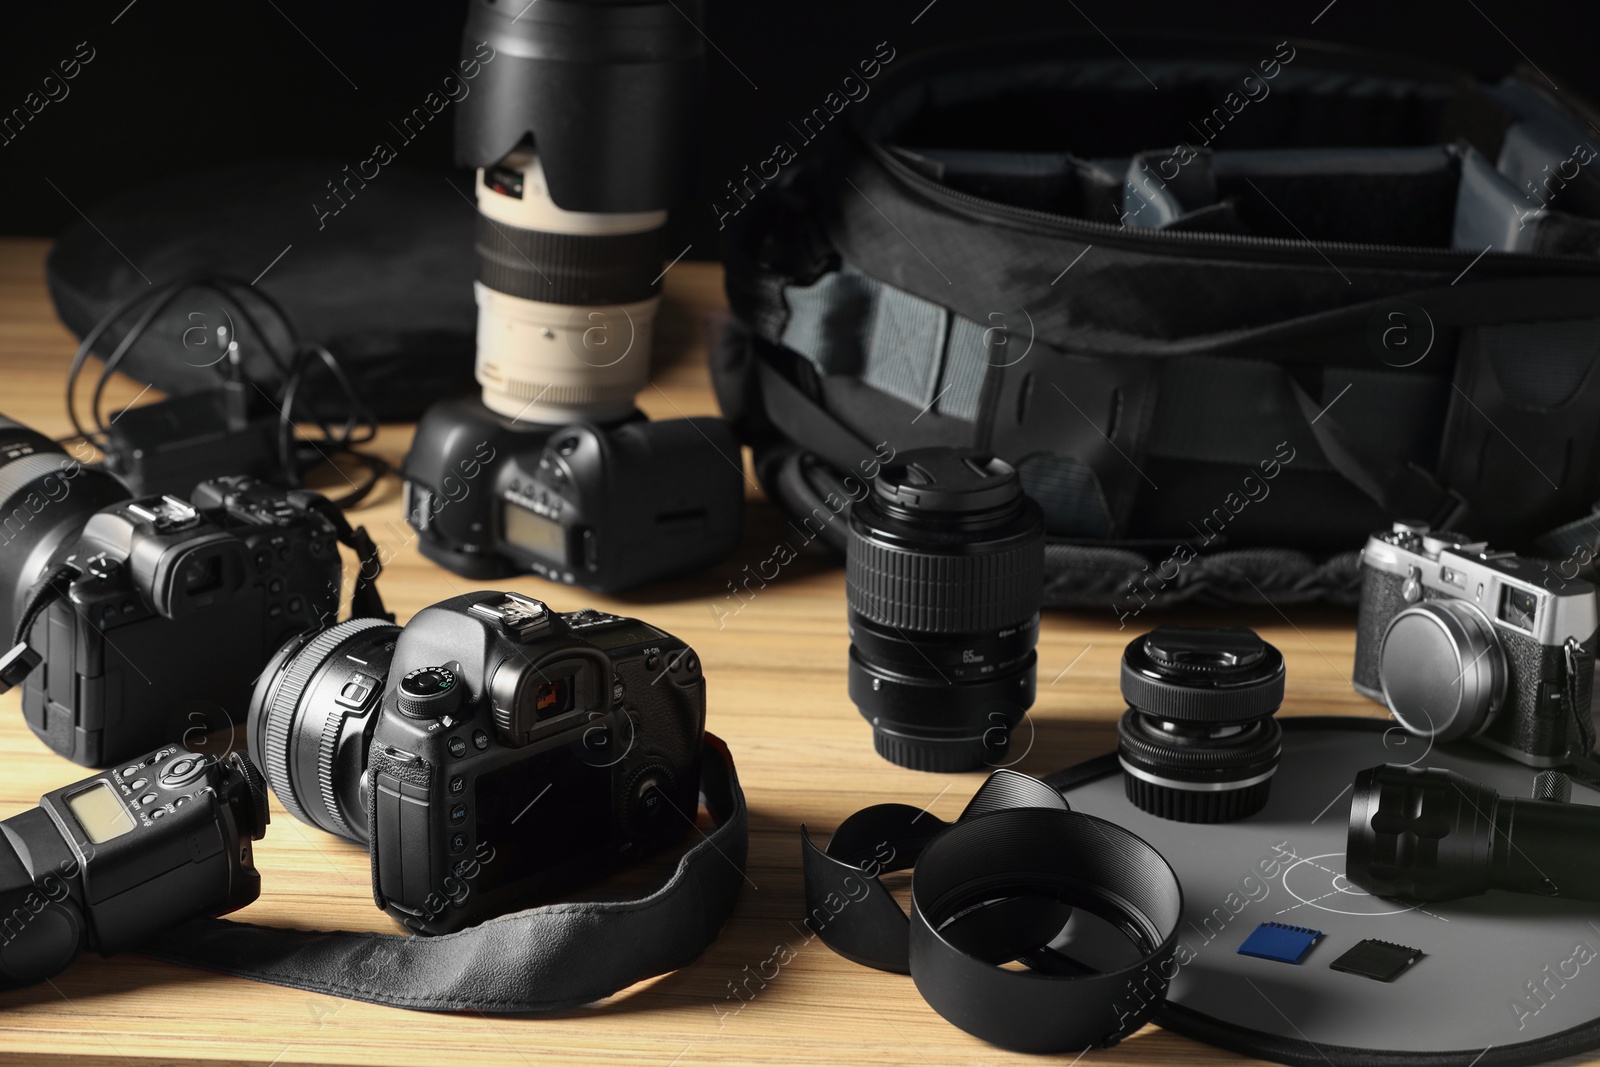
[398,666,462,719]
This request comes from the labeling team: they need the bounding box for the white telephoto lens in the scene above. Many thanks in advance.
[474,150,667,424]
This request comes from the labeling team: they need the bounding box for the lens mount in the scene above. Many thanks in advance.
[248,617,399,844]
[1380,600,1505,743]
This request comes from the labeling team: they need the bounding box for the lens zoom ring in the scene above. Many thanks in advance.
[846,537,1044,633]
[262,618,396,830]
[0,452,76,511]
[475,215,665,305]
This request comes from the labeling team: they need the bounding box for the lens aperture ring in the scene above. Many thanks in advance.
[846,536,1044,633]
[1116,710,1282,777]
[476,215,665,305]
[261,617,397,833]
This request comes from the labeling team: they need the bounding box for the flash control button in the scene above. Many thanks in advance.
[159,756,207,789]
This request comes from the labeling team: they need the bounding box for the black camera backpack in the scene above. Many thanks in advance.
[712,33,1600,612]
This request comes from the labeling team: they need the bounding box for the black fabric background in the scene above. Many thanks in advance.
[1,0,1599,252]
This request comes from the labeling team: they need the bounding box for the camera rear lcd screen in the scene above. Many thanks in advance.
[66,781,137,844]
[502,502,567,565]
[473,742,609,895]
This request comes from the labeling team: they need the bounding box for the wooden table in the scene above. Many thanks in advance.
[0,236,1503,1066]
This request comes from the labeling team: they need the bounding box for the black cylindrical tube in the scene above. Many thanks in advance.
[1491,797,1600,900]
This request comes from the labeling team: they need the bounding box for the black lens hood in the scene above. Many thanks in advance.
[455,0,703,212]
[801,771,1183,1053]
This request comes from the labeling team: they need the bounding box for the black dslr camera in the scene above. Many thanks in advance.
[0,455,364,767]
[402,399,743,594]
[0,746,266,990]
[1352,522,1599,768]
[248,590,705,934]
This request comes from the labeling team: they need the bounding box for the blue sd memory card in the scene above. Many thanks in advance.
[1237,922,1323,964]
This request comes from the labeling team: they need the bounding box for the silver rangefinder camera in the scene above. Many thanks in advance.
[1352,522,1598,769]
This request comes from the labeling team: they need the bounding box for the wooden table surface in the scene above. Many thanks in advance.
[0,236,1572,1067]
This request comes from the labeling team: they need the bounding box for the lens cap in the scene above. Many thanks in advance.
[872,449,1020,515]
[1121,626,1285,722]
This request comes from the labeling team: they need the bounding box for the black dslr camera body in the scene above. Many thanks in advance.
[402,398,743,594]
[0,746,266,989]
[1353,522,1598,768]
[14,477,342,767]
[249,590,705,934]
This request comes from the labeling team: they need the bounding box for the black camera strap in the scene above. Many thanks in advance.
[0,559,79,694]
[136,734,748,1012]
[308,498,392,622]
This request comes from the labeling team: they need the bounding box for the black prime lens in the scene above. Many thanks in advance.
[247,618,400,845]
[0,416,129,642]
[1117,626,1285,823]
[847,448,1045,772]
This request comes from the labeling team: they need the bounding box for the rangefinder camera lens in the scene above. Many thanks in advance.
[1117,626,1285,823]
[846,448,1045,772]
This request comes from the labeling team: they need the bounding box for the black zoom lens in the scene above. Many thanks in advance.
[247,617,400,845]
[1117,626,1285,823]
[0,416,129,641]
[846,448,1045,772]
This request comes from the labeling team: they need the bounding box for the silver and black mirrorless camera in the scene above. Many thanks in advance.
[1352,522,1598,769]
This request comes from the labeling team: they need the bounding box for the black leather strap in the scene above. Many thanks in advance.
[307,499,393,622]
[136,735,747,1012]
[0,561,80,695]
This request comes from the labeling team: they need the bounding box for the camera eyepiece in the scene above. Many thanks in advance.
[1117,626,1285,823]
[846,448,1045,772]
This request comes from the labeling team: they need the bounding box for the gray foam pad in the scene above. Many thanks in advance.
[1053,718,1600,1065]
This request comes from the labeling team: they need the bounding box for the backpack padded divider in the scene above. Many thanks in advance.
[717,33,1600,608]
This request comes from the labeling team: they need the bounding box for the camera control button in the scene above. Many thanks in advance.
[398,666,462,719]
[150,808,167,820]
[448,736,468,758]
[336,673,377,710]
[1401,566,1423,603]
[160,756,207,788]
[129,778,149,791]
[448,776,465,796]
[139,793,158,805]
[472,730,490,751]
[449,804,467,824]
[450,833,467,853]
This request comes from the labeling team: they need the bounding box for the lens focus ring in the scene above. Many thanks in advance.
[259,617,398,833]
[846,534,1044,633]
[476,214,665,305]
